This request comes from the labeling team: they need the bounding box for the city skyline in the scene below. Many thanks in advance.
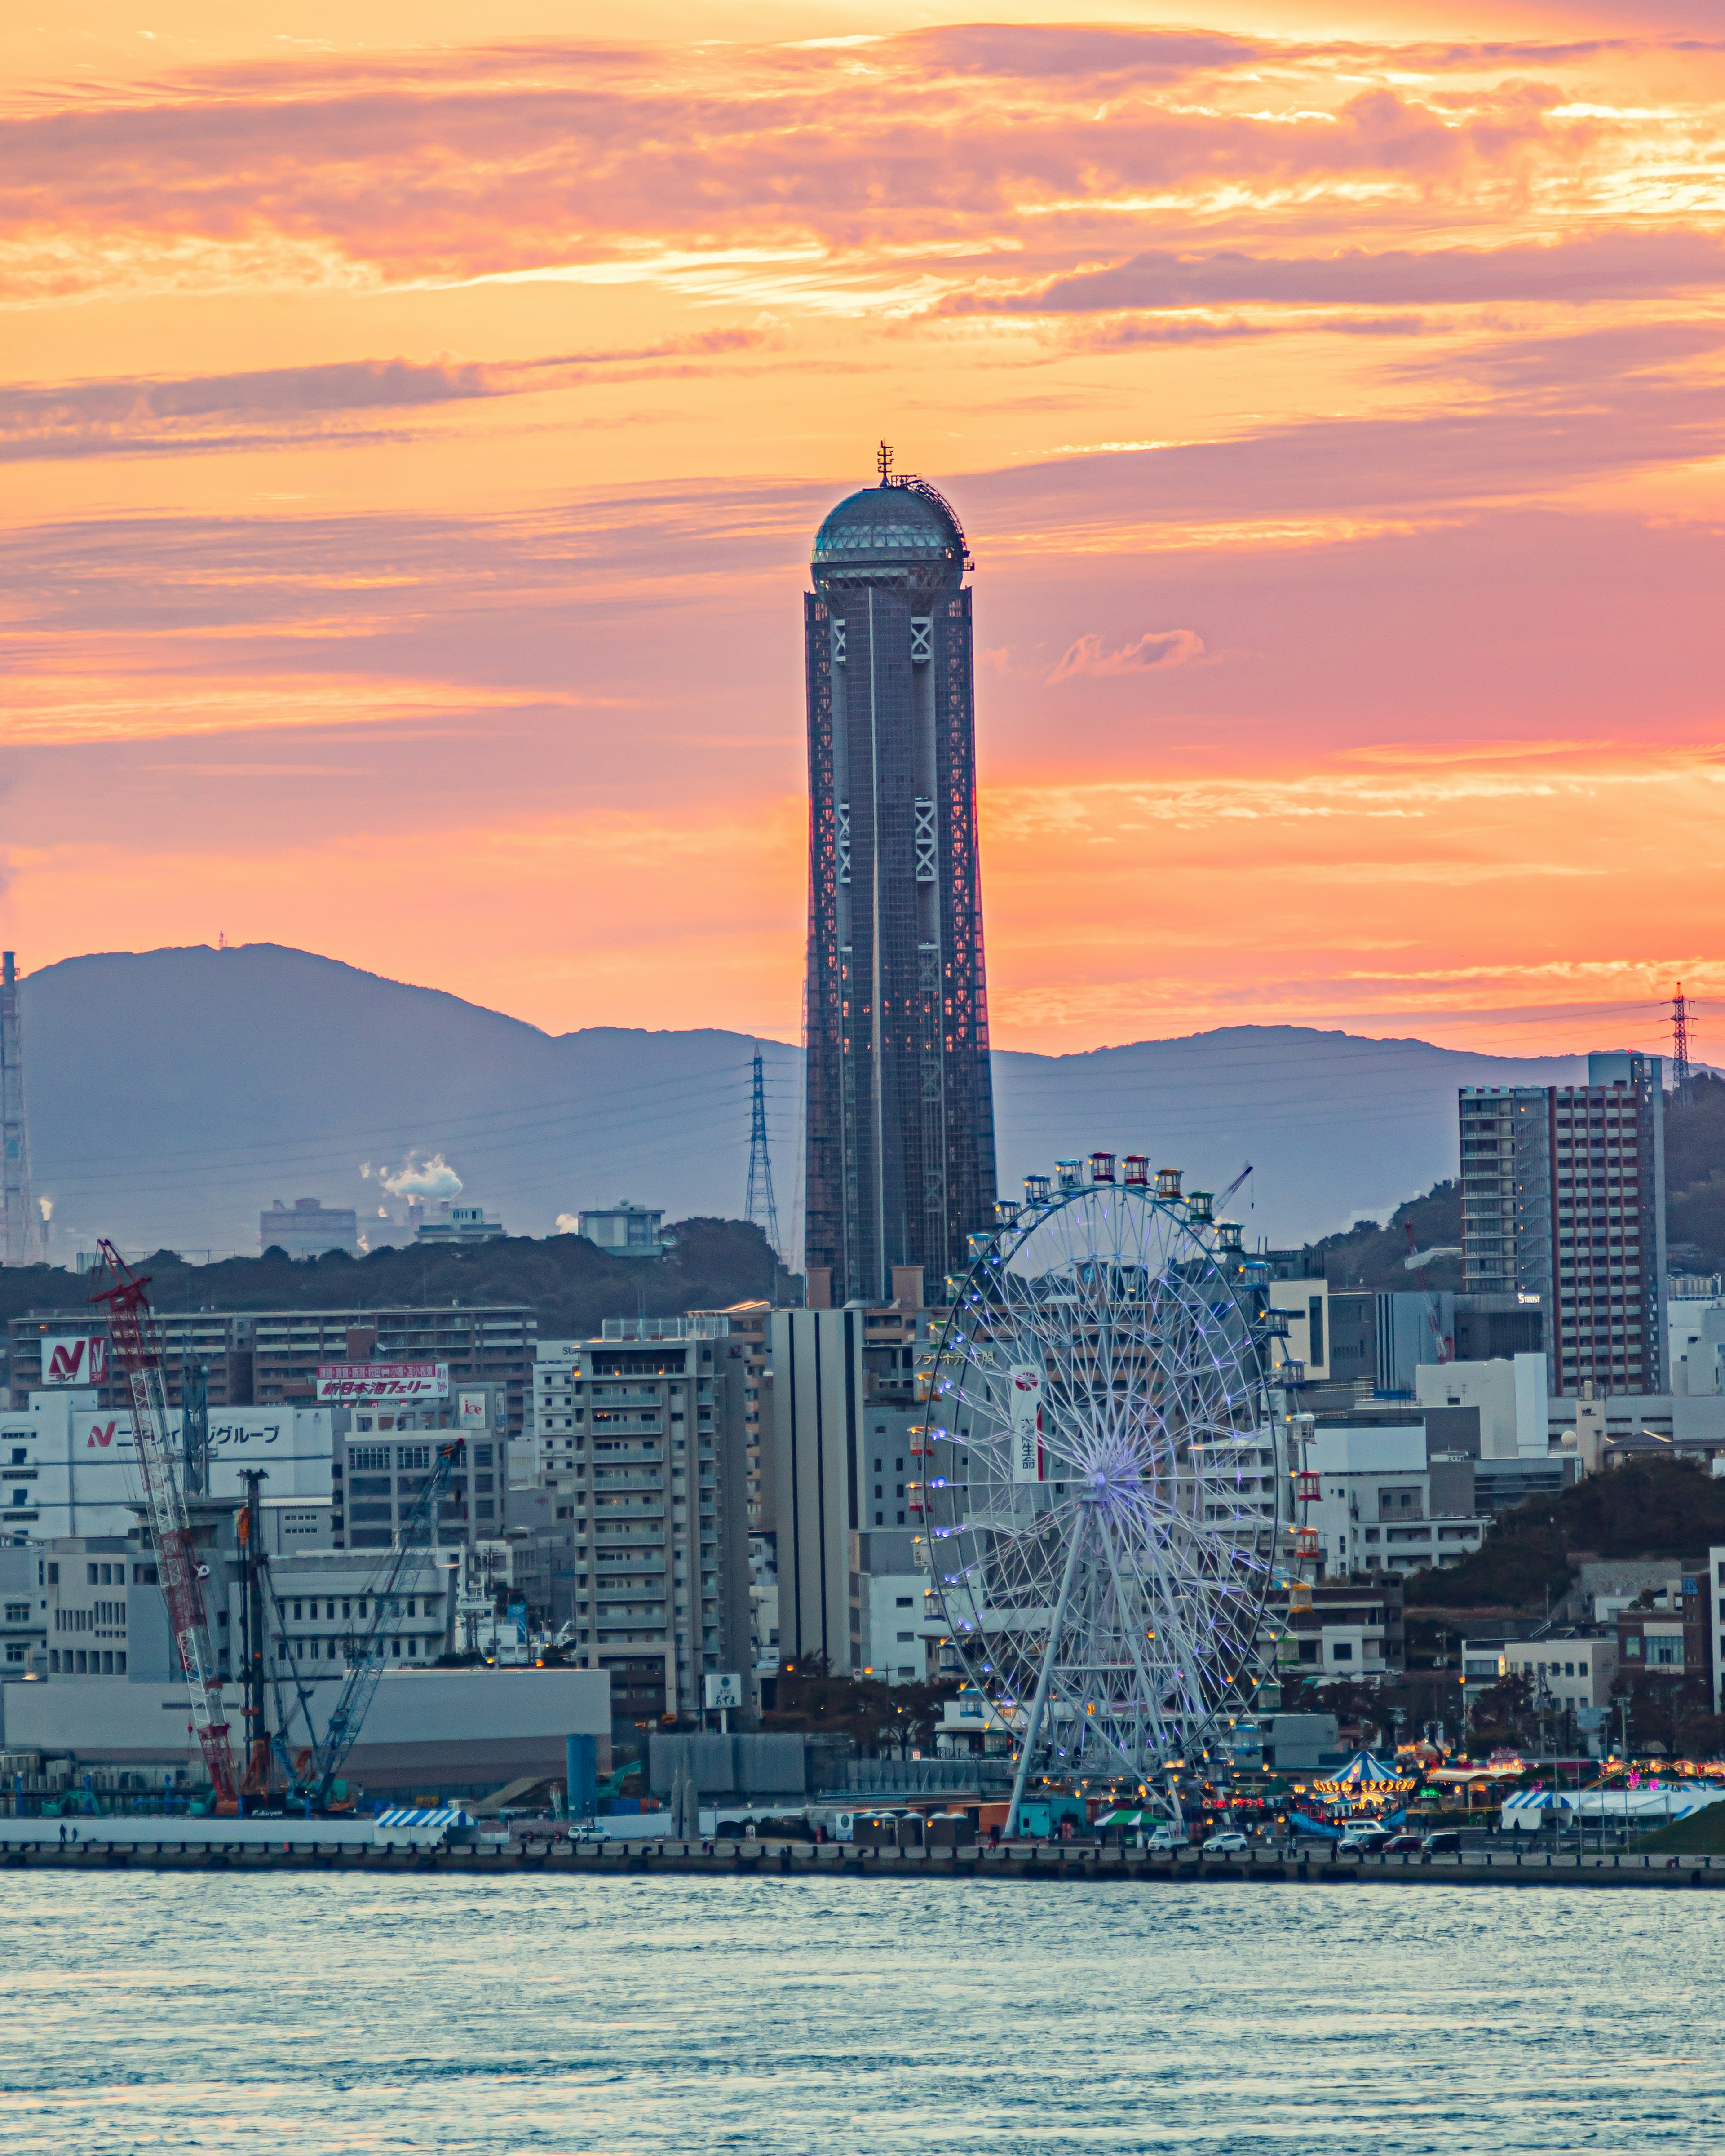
[1,4,1721,1062]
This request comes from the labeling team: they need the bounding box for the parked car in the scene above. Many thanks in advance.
[1421,1828,1462,1855]
[1339,1826,1390,1854]
[1380,1833,1424,1854]
[1143,1824,1184,1852]
[1201,1831,1250,1855]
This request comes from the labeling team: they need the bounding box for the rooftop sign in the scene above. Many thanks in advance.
[315,1362,447,1402]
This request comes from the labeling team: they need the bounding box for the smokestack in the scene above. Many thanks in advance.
[0,952,36,1267]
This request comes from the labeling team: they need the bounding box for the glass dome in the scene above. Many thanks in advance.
[811,482,967,598]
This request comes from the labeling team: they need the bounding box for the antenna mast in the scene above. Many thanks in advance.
[1672,982,1694,1106]
[744,1045,782,1260]
[0,953,36,1266]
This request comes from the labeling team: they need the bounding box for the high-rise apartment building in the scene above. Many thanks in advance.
[802,459,997,1307]
[529,1325,751,1729]
[1460,1053,1668,1396]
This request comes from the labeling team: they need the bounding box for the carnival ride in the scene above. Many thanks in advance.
[923,1155,1294,1835]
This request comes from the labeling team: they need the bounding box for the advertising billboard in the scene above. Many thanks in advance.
[1008,1363,1045,1483]
[456,1390,489,1427]
[314,1362,448,1402]
[40,1334,108,1387]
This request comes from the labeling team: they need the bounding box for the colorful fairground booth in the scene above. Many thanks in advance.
[1307,1750,1420,1815]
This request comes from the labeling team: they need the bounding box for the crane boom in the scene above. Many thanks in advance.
[91,1239,236,1807]
[294,1440,461,1810]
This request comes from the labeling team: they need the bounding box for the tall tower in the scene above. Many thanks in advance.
[0,952,35,1267]
[802,450,998,1306]
[744,1043,782,1260]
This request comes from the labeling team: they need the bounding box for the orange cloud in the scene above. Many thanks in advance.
[1047,630,1206,683]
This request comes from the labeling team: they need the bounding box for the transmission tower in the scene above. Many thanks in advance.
[0,953,35,1267]
[744,1045,782,1259]
[1672,982,1694,1107]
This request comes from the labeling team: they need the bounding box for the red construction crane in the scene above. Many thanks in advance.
[1404,1221,1454,1364]
[91,1240,237,1808]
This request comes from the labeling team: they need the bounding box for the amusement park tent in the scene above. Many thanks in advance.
[1309,1751,1419,1800]
[1502,1785,1725,1831]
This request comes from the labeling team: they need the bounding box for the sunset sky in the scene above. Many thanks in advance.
[3,0,1721,1058]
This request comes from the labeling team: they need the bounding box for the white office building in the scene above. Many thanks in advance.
[0,1392,336,1544]
[1414,1354,1548,1458]
[1306,1425,1487,1577]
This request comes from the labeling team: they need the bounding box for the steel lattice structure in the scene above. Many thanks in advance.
[923,1164,1287,1827]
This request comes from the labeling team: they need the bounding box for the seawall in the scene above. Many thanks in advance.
[3,1837,1722,1890]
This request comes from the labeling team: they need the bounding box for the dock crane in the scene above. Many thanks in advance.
[277,1440,463,1812]
[91,1240,237,1808]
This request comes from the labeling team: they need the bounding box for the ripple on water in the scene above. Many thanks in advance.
[0,1873,1720,2153]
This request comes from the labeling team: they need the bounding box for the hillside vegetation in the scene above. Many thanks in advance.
[1404,1458,1725,1613]
[0,1218,788,1342]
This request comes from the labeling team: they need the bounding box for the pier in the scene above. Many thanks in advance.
[4,1837,1723,1890]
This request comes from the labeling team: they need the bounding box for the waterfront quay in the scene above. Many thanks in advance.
[5,1835,1724,1890]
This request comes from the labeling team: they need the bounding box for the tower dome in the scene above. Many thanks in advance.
[811,477,969,603]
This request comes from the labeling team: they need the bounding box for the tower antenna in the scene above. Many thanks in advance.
[0,953,35,1267]
[877,440,894,484]
[745,1044,782,1261]
[1672,982,1694,1107]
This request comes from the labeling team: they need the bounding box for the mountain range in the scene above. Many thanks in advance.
[18,943,1592,1261]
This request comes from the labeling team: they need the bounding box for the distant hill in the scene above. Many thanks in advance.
[14,943,1598,1259]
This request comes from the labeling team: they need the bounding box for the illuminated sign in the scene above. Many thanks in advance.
[314,1362,447,1402]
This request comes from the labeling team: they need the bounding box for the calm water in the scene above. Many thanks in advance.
[1,1870,1721,2153]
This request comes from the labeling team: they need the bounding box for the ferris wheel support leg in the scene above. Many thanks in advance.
[1003,1505,1088,1840]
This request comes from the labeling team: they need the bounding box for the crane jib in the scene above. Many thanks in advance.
[91,1239,238,1809]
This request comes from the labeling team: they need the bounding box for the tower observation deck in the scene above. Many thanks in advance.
[802,453,998,1305]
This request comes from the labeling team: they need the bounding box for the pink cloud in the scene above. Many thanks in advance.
[1048,630,1206,683]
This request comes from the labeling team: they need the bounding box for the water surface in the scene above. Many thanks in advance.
[2,1871,1719,2152]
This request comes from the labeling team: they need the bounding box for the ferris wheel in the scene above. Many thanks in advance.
[922,1155,1288,1831]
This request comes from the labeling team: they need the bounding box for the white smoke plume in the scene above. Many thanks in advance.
[555,1212,579,1234]
[381,1151,464,1200]
[37,1196,52,1221]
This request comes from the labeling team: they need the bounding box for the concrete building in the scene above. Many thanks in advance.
[1415,1355,1548,1459]
[1281,1577,1407,1684]
[1614,1560,1714,1704]
[0,1665,610,1802]
[763,1300,936,1674]
[7,1310,255,1413]
[848,1526,932,1683]
[332,1385,509,1552]
[1460,1053,1668,1396]
[1305,1425,1487,1578]
[522,1326,751,1731]
[0,1541,42,1673]
[801,463,997,1309]
[1265,1271,1331,1384]
[260,1197,358,1259]
[9,1306,537,1435]
[249,1307,535,1434]
[0,1391,336,1544]
[413,1204,507,1247]
[576,1203,668,1259]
